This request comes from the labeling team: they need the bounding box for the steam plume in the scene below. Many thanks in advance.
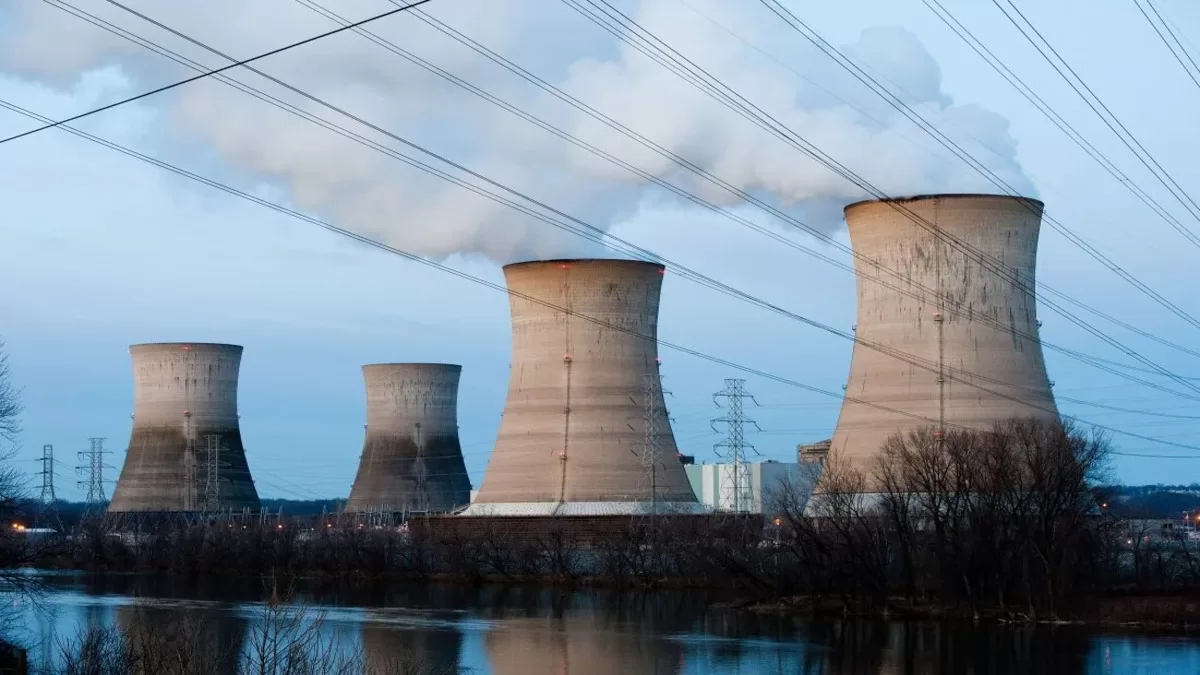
[0,0,1033,262]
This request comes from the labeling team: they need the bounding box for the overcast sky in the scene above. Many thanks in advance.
[2,0,1199,500]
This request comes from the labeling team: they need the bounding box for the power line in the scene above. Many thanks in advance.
[564,0,1200,397]
[5,15,1199,451]
[40,0,1200,413]
[99,0,1200,414]
[743,0,1200,337]
[1133,0,1200,93]
[990,0,1200,243]
[0,98,1024,440]
[922,0,1200,251]
[0,0,433,147]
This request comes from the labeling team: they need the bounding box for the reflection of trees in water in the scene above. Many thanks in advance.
[115,603,245,675]
[801,620,1090,675]
[360,613,462,674]
[486,616,682,675]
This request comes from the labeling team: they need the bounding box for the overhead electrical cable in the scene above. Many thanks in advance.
[401,1,1200,367]
[562,0,1200,397]
[991,0,1200,243]
[38,0,1200,404]
[747,0,1200,331]
[1133,0,1200,93]
[5,97,1200,453]
[920,0,1200,255]
[0,0,433,147]
[51,0,1200,418]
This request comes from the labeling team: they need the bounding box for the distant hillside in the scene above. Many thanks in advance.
[1097,485,1200,519]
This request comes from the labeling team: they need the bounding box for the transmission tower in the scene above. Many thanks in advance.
[711,379,761,513]
[76,437,111,506]
[202,434,226,512]
[37,444,56,504]
[636,372,670,514]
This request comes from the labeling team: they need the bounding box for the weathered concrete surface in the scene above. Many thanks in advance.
[830,195,1059,484]
[472,259,698,506]
[345,363,471,513]
[109,343,260,513]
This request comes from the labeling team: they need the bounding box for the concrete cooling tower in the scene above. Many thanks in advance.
[830,194,1059,484]
[345,364,472,514]
[109,343,260,513]
[465,259,703,516]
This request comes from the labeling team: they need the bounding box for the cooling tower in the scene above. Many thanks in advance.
[830,194,1059,484]
[466,259,702,516]
[345,363,471,514]
[109,343,259,513]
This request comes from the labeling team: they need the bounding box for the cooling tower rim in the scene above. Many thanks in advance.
[361,362,462,370]
[129,342,242,352]
[502,258,665,272]
[844,193,1044,214]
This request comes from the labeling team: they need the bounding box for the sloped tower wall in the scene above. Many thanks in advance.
[467,258,701,515]
[830,194,1059,484]
[345,363,471,513]
[109,343,259,513]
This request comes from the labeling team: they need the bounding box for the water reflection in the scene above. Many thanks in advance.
[18,575,1200,674]
[802,620,1091,675]
[485,616,682,675]
[115,603,246,675]
[360,611,462,674]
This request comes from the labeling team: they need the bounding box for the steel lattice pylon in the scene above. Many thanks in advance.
[76,437,111,508]
[711,379,760,513]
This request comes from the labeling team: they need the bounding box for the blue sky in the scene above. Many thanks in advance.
[2,0,1200,499]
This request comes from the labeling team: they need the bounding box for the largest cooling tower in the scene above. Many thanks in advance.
[109,343,260,512]
[345,363,472,513]
[466,259,701,515]
[830,194,1059,484]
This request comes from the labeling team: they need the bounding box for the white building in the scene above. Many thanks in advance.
[685,461,815,515]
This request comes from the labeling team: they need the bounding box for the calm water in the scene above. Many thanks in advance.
[8,573,1200,674]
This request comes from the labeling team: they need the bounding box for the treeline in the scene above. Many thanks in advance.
[22,418,1200,623]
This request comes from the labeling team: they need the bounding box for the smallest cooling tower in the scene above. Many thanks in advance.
[109,343,259,513]
[345,364,472,513]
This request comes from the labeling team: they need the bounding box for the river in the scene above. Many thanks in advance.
[7,573,1200,674]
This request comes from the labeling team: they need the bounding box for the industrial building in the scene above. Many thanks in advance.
[109,343,260,513]
[797,439,831,466]
[345,363,472,514]
[464,258,704,516]
[829,194,1059,486]
[685,461,813,515]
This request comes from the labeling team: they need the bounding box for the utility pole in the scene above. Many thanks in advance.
[76,437,111,507]
[711,379,761,513]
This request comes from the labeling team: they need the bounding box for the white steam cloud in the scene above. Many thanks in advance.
[0,0,1034,262]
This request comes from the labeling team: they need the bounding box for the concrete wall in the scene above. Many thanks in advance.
[685,462,812,514]
[473,259,697,506]
[830,195,1059,485]
[345,363,471,513]
[109,343,259,513]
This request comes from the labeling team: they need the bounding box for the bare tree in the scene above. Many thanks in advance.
[0,341,18,447]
